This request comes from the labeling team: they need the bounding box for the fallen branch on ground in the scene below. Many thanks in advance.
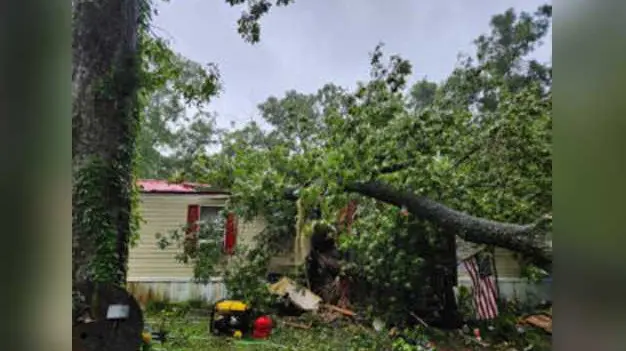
[282,321,312,329]
[409,311,429,328]
[322,304,356,317]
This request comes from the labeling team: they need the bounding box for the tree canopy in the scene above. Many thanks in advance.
[132,2,552,329]
[145,4,553,323]
[184,4,552,258]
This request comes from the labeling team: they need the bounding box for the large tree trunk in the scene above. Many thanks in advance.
[72,0,140,285]
[72,282,144,351]
[345,181,552,272]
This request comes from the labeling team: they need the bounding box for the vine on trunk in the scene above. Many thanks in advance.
[74,158,124,284]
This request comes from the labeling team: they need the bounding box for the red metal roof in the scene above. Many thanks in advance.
[137,179,227,194]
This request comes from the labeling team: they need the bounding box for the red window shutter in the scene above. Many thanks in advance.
[224,212,237,255]
[185,204,200,254]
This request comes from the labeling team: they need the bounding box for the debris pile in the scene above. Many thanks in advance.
[265,275,552,350]
[519,309,552,334]
[268,276,358,324]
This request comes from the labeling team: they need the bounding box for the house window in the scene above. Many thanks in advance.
[186,204,237,255]
[197,206,222,245]
[200,206,221,225]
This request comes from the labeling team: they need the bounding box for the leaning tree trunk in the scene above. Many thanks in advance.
[345,181,553,272]
[72,0,140,286]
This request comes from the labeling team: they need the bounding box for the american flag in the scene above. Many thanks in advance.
[462,251,499,320]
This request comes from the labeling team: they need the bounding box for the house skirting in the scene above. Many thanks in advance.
[127,276,551,305]
[457,277,551,303]
[127,277,226,305]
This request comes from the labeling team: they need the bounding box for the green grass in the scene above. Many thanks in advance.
[144,311,392,350]
[143,307,551,351]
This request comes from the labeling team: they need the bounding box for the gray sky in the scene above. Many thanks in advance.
[153,0,552,130]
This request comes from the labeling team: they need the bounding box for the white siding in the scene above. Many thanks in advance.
[456,238,521,278]
[458,277,551,303]
[128,193,266,280]
[237,216,267,251]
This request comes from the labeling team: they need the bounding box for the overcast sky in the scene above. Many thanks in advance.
[153,0,552,129]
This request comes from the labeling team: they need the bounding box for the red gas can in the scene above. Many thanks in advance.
[252,315,273,339]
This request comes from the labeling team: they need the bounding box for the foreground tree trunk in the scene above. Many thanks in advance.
[72,282,143,351]
[345,181,552,272]
[72,0,140,285]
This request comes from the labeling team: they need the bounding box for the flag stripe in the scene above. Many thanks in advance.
[464,258,483,318]
[480,274,497,319]
[481,278,497,318]
[484,276,498,316]
[464,258,487,319]
[462,254,499,320]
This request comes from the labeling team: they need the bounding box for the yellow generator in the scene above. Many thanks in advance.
[209,299,253,337]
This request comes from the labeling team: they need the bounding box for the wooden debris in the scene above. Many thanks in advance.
[321,304,355,317]
[268,277,322,311]
[282,321,312,329]
[318,309,341,323]
[521,313,552,333]
[409,311,429,328]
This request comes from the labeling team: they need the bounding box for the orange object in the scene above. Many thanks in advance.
[252,315,273,339]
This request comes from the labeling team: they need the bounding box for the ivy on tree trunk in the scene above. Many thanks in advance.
[72,0,140,286]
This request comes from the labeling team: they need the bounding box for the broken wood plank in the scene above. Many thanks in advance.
[522,314,552,333]
[282,321,312,329]
[321,304,355,317]
[268,277,322,311]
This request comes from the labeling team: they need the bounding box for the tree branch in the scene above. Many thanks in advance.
[343,180,552,272]
[452,144,482,168]
[379,161,412,174]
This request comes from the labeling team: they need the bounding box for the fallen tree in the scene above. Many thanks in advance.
[281,180,550,328]
[285,180,552,273]
[181,7,552,327]
[344,180,552,272]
